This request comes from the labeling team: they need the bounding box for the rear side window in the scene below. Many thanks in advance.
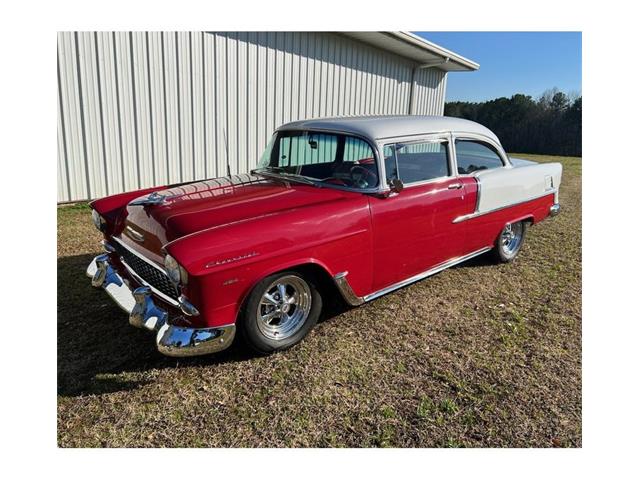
[455,140,504,174]
[384,141,450,185]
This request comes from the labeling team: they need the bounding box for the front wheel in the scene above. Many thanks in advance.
[239,271,322,354]
[493,221,527,263]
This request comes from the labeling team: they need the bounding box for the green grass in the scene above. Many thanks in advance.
[57,153,582,447]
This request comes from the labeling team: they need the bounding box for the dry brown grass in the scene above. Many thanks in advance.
[57,154,581,447]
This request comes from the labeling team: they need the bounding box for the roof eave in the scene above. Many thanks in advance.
[388,32,479,71]
[341,31,479,72]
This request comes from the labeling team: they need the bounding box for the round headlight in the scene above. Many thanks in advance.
[92,209,106,232]
[164,254,187,286]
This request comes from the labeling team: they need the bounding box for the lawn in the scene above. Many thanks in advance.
[57,153,581,447]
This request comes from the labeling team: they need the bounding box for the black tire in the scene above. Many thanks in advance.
[239,270,322,354]
[492,221,528,263]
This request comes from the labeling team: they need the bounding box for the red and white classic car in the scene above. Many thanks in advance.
[87,116,561,357]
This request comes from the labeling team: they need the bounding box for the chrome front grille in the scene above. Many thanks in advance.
[111,238,180,301]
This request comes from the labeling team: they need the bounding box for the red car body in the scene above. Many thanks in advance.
[87,116,561,356]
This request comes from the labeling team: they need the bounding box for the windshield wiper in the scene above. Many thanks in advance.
[252,168,322,188]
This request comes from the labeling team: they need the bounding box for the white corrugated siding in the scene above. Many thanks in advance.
[57,31,448,202]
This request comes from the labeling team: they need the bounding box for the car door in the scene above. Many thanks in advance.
[368,135,476,291]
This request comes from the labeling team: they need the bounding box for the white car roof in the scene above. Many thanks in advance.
[277,115,500,144]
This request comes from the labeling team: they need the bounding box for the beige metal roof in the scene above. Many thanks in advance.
[342,32,479,72]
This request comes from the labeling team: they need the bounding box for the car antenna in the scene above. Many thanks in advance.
[223,129,232,178]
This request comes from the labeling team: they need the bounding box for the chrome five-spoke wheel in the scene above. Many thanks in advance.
[500,222,523,256]
[240,270,323,354]
[494,220,527,263]
[256,275,312,340]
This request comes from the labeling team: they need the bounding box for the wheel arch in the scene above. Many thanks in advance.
[236,259,342,317]
[502,213,534,229]
[493,215,532,250]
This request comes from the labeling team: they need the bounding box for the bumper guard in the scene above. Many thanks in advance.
[86,255,235,357]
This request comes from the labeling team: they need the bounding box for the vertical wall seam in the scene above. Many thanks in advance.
[161,33,170,183]
[332,36,339,116]
[128,32,141,189]
[246,33,251,172]
[93,32,110,195]
[224,33,230,175]
[289,32,294,121]
[212,32,218,177]
[144,32,156,185]
[256,33,260,163]
[189,32,196,181]
[236,32,240,174]
[112,32,126,191]
[57,42,72,200]
[353,45,360,115]
[307,32,313,118]
[272,32,277,130]
[280,32,286,126]
[297,33,303,120]
[317,35,323,117]
[174,32,183,182]
[264,34,269,143]
[201,32,207,179]
[73,32,92,199]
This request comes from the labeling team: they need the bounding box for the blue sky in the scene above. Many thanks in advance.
[414,32,582,103]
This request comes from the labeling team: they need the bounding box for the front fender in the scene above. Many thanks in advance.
[164,195,373,328]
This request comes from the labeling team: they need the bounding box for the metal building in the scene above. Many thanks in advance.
[57,31,478,202]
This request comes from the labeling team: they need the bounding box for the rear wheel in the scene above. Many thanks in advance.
[239,271,322,354]
[493,221,527,263]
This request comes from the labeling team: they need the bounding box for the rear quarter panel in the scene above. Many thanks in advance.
[474,162,562,212]
[463,162,562,252]
[464,193,556,253]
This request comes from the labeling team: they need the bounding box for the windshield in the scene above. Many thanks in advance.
[256,130,379,190]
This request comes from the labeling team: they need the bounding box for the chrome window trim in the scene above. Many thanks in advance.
[452,133,512,171]
[452,189,557,223]
[380,134,454,189]
[474,177,482,212]
[376,129,453,142]
[450,133,512,215]
[334,246,493,306]
[395,175,456,191]
[376,129,496,143]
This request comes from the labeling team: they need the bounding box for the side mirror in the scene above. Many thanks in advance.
[388,178,404,194]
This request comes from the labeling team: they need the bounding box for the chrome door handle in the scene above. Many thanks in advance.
[448,183,463,189]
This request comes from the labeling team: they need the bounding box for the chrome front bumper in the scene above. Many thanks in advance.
[549,203,561,216]
[86,255,235,357]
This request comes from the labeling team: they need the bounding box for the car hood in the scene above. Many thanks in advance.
[119,174,355,260]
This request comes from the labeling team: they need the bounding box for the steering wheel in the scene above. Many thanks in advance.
[349,165,378,188]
